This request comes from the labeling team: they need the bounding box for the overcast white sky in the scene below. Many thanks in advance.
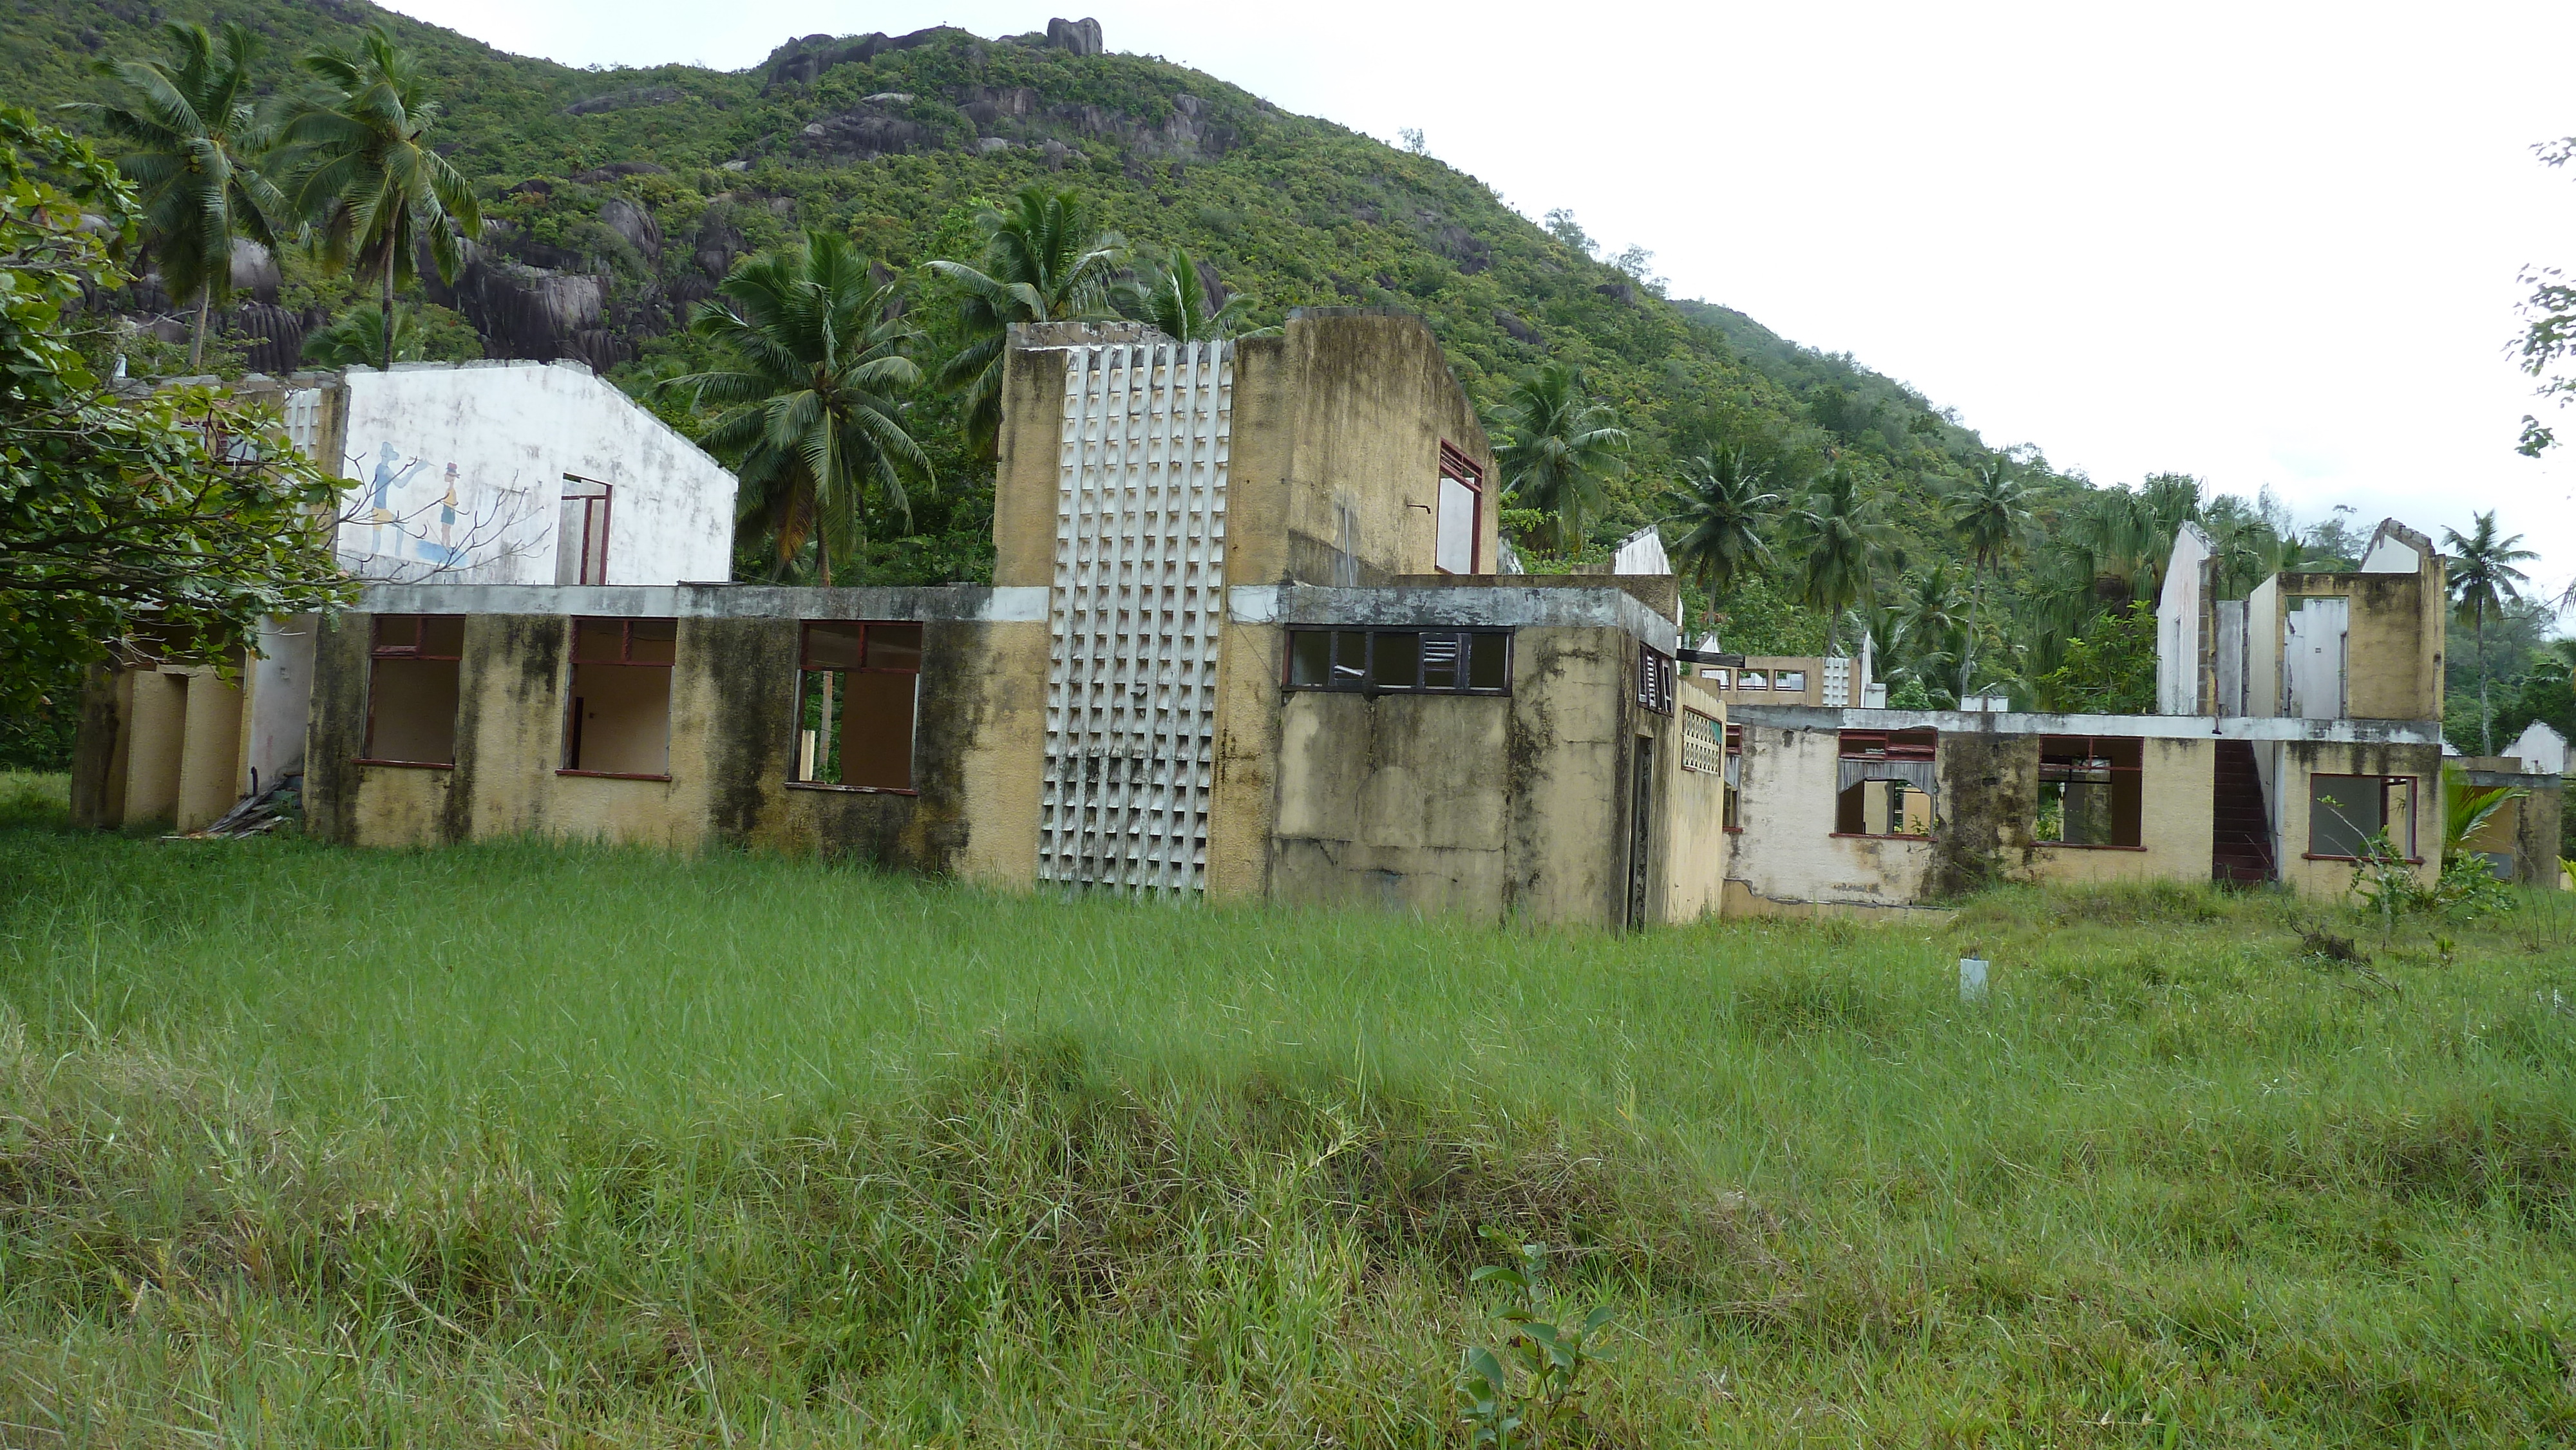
[388,0,2576,603]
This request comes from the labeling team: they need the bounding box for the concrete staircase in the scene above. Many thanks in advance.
[2212,740,2276,884]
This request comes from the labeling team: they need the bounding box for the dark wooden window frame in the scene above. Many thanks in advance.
[1283,626,1513,695]
[1636,645,1676,717]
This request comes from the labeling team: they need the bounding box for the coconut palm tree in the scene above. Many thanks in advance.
[1115,245,1265,342]
[1493,362,1627,555]
[274,24,481,373]
[302,302,423,368]
[1894,561,1967,702]
[64,21,285,372]
[1662,447,1779,614]
[1948,461,2032,700]
[673,229,933,587]
[1786,467,1894,658]
[2441,511,2538,755]
[928,183,1126,457]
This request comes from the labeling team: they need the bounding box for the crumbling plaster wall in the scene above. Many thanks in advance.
[1227,312,1497,586]
[1255,623,1643,926]
[304,590,1045,881]
[334,362,736,586]
[1725,724,1936,909]
[1664,684,1730,921]
[2266,570,2441,722]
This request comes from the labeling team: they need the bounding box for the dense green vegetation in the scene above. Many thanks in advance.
[1,793,2573,1444]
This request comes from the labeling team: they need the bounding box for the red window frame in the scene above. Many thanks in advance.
[790,620,925,795]
[1437,442,1482,575]
[562,617,677,780]
[561,476,612,587]
[1838,728,1936,762]
[2036,734,2146,850]
[359,614,465,767]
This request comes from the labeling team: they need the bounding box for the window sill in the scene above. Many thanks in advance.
[784,780,919,798]
[1830,831,1932,842]
[2032,841,2148,852]
[557,769,672,782]
[1724,826,1745,834]
[2302,852,2423,864]
[354,758,454,770]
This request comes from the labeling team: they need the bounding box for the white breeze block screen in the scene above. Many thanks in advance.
[1039,341,1233,892]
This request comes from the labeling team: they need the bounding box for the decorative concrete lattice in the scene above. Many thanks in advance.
[283,388,326,461]
[1039,341,1232,892]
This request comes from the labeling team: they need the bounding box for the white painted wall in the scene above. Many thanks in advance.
[2155,522,2213,714]
[328,361,735,586]
[2508,720,2568,775]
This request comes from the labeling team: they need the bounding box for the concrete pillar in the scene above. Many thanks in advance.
[175,668,246,832]
[120,669,188,827]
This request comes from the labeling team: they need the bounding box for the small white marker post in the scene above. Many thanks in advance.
[1958,955,1989,1004]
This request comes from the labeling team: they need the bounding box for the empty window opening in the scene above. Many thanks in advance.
[563,616,674,778]
[794,621,922,792]
[1835,728,1937,837]
[2308,774,2417,860]
[363,614,463,765]
[558,477,611,585]
[1736,670,1768,691]
[1772,670,1808,693]
[2037,735,2144,847]
[1636,646,1676,716]
[1703,668,1731,688]
[1435,444,1483,574]
[1285,628,1510,693]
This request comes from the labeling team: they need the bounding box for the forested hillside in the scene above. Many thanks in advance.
[19,0,2510,735]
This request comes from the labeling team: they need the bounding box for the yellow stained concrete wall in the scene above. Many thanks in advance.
[2274,739,2445,899]
[173,668,245,831]
[992,346,1069,590]
[2246,576,2282,718]
[308,609,1046,880]
[120,669,189,827]
[2021,737,2215,887]
[1226,314,1497,586]
[1664,686,1730,921]
[2271,570,2442,721]
[1206,617,1289,902]
[1249,623,1640,927]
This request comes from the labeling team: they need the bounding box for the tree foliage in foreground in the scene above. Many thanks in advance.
[0,106,348,712]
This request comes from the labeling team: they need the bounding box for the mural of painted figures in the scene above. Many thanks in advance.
[342,442,539,576]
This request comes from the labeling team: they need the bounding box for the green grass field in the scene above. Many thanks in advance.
[2,777,2573,1447]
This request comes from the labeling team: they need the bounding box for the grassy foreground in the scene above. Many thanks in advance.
[1,784,2573,1446]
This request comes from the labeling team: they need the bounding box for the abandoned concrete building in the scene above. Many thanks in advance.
[70,315,2567,920]
[71,359,737,834]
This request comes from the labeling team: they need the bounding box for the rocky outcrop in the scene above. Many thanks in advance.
[226,240,281,303]
[564,85,681,117]
[425,248,627,373]
[598,198,661,261]
[214,300,319,373]
[1046,17,1103,55]
[570,162,669,184]
[792,103,947,160]
[1494,310,1541,344]
[761,27,956,92]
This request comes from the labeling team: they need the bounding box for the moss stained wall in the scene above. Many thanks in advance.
[304,609,1039,878]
